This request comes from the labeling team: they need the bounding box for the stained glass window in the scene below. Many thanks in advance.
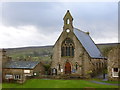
[61,38,74,57]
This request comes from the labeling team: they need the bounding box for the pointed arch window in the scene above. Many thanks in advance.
[67,19,70,24]
[61,38,74,57]
[75,62,78,70]
[58,64,61,70]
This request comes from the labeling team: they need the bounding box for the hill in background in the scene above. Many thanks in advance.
[5,43,119,65]
[6,45,53,64]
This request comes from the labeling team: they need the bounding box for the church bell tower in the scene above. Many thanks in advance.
[63,10,73,32]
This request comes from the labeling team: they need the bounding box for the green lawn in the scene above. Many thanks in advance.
[1,79,119,88]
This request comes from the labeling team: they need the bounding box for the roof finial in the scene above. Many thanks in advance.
[67,10,69,12]
[86,32,90,35]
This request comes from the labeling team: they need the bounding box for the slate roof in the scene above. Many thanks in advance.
[73,28,104,59]
[4,61,40,69]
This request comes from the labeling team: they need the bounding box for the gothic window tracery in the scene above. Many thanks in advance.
[61,38,74,57]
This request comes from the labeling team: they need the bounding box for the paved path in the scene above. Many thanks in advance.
[94,74,108,79]
[92,73,120,86]
[90,81,120,86]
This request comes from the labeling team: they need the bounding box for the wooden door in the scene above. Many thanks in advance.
[65,62,71,74]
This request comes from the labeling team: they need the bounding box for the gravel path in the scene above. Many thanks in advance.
[90,81,120,86]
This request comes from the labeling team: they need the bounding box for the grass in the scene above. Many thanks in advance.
[2,79,119,88]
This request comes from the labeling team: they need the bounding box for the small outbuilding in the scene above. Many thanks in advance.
[2,60,45,83]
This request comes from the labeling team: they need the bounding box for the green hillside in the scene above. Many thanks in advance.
[5,43,119,64]
[6,46,53,64]
[97,43,119,56]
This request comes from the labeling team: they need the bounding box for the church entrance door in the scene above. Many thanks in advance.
[65,62,71,74]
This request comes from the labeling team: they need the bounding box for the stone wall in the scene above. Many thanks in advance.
[33,62,45,75]
[108,46,120,81]
[91,58,106,76]
[2,68,26,83]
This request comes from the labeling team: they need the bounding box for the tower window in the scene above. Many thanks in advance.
[67,19,70,24]
[61,38,74,57]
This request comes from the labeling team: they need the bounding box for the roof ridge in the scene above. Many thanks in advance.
[74,28,87,34]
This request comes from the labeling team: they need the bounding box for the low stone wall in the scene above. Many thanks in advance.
[108,77,119,81]
[36,74,89,79]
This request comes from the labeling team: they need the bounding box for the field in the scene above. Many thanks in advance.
[2,79,119,88]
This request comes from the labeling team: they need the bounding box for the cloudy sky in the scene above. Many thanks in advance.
[0,2,118,48]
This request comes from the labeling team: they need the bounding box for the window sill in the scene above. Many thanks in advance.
[112,76,119,77]
[61,56,74,58]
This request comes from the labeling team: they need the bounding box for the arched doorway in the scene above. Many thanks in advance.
[65,62,71,74]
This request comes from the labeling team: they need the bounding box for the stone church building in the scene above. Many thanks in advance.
[51,10,106,78]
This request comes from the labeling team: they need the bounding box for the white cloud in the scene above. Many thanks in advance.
[0,2,118,48]
[0,24,118,48]
[0,25,60,48]
[93,37,118,44]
